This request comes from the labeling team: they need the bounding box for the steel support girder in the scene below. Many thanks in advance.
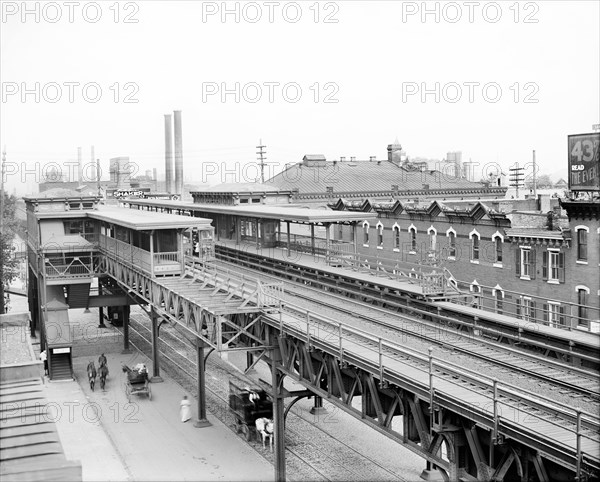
[274,333,578,482]
[101,256,216,348]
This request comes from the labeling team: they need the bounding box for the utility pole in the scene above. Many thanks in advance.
[256,139,266,184]
[0,146,6,314]
[532,150,537,198]
[509,163,525,199]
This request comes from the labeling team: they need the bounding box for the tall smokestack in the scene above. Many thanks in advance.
[96,159,101,196]
[164,114,174,194]
[77,147,82,185]
[153,167,158,191]
[90,146,95,182]
[174,110,183,197]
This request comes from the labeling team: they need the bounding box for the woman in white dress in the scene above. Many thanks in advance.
[180,395,192,423]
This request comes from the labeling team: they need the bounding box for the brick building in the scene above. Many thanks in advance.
[329,196,599,331]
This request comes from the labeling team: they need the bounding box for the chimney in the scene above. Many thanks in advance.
[164,114,174,194]
[340,156,346,162]
[173,110,184,197]
[96,159,101,195]
[387,144,393,162]
[90,146,95,182]
[350,156,356,162]
[77,147,82,185]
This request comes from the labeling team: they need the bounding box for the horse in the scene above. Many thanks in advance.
[87,361,97,391]
[99,364,109,390]
[98,353,107,368]
[255,417,274,451]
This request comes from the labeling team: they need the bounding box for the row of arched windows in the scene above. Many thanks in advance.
[361,222,504,264]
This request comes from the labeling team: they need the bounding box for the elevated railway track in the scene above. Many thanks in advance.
[122,311,409,481]
[215,243,600,370]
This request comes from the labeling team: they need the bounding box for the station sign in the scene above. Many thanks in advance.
[113,190,144,198]
[143,193,180,201]
[568,132,600,191]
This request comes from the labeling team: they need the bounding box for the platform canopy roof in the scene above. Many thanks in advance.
[88,206,212,230]
[126,199,375,224]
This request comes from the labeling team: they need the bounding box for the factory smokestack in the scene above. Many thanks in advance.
[164,114,174,194]
[174,110,183,197]
[91,146,95,182]
[77,147,82,185]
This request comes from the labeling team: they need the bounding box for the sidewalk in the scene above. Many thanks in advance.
[56,350,273,481]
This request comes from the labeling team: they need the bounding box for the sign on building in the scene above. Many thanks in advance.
[568,132,600,191]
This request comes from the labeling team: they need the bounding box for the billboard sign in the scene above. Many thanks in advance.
[568,132,600,191]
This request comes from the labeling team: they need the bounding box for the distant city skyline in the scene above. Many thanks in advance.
[2,1,598,195]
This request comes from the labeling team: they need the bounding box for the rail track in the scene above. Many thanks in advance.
[211,254,600,411]
[123,310,413,482]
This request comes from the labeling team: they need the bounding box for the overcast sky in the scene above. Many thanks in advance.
[1,0,599,194]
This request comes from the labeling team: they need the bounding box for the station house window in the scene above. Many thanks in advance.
[363,222,369,245]
[377,223,384,248]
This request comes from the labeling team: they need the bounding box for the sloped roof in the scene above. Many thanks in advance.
[203,182,282,193]
[268,160,488,194]
[27,188,87,199]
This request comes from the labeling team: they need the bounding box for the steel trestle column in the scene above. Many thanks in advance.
[122,305,131,354]
[194,340,211,428]
[271,346,286,481]
[150,307,163,382]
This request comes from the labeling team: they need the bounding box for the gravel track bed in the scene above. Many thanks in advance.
[128,311,410,481]
[222,262,599,415]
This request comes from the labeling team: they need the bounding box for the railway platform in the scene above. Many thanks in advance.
[33,308,275,481]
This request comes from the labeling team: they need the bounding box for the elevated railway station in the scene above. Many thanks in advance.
[21,190,600,482]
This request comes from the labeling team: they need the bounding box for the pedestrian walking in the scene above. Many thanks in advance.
[40,350,48,375]
[180,395,192,423]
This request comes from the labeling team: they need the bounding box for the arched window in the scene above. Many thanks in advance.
[576,285,590,328]
[428,226,437,251]
[393,224,401,250]
[377,223,384,248]
[493,286,504,314]
[409,226,417,252]
[362,222,369,245]
[446,228,457,258]
[470,229,480,262]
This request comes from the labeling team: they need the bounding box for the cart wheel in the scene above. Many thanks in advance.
[241,424,251,441]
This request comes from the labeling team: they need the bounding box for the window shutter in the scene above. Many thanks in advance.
[559,305,565,326]
[542,251,548,280]
[558,252,565,283]
[543,304,549,323]
[515,249,521,276]
[530,249,536,279]
[516,298,521,318]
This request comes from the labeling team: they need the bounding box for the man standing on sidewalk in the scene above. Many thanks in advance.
[40,349,48,376]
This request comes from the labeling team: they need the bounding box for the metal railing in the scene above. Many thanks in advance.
[449,279,600,334]
[273,301,600,478]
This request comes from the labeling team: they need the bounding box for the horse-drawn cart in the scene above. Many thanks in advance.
[228,380,272,441]
[122,364,151,402]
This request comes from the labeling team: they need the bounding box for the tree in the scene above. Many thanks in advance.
[0,192,20,313]
[525,174,553,189]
